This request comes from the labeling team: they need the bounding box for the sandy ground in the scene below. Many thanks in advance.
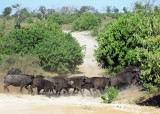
[64,31,106,77]
[0,31,160,114]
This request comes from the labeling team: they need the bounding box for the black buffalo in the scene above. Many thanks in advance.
[69,76,88,96]
[30,78,55,96]
[4,74,34,92]
[45,76,71,96]
[85,77,110,94]
[110,66,141,89]
[82,82,94,95]
[7,68,22,75]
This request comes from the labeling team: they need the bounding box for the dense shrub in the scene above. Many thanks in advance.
[95,11,160,86]
[91,26,99,36]
[143,83,160,95]
[27,17,34,23]
[72,12,100,31]
[48,12,63,25]
[33,32,84,74]
[62,14,79,24]
[0,21,58,54]
[0,21,84,74]
[99,86,119,103]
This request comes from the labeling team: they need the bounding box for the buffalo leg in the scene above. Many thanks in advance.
[79,89,84,97]
[4,83,9,92]
[73,88,77,94]
[37,88,41,94]
[30,86,33,94]
[20,85,25,93]
[88,89,93,95]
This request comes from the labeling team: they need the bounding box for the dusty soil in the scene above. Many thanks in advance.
[0,31,160,114]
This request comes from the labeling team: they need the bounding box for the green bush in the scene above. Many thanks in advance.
[0,21,84,74]
[62,14,79,24]
[99,86,119,103]
[0,30,4,38]
[95,11,160,86]
[143,83,160,95]
[91,26,99,36]
[48,12,63,25]
[27,17,33,23]
[72,12,100,31]
[33,32,85,74]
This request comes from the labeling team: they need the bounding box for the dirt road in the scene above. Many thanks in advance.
[65,31,106,77]
[0,31,159,114]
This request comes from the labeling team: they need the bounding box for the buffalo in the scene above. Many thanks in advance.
[7,68,22,75]
[69,76,88,96]
[45,76,71,96]
[110,66,141,89]
[82,82,94,95]
[4,74,34,92]
[85,77,110,95]
[30,77,56,96]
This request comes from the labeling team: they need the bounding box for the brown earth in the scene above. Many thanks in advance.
[0,31,160,114]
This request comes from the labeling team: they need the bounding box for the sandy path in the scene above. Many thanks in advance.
[0,31,160,114]
[64,31,106,77]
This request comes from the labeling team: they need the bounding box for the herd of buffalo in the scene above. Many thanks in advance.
[3,66,141,97]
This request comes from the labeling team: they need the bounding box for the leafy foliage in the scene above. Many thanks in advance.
[3,7,12,17]
[48,12,63,25]
[99,86,119,103]
[33,32,84,74]
[0,21,84,74]
[95,11,160,86]
[143,83,160,95]
[72,12,100,31]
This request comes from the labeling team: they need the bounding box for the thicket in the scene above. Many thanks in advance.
[47,12,63,25]
[0,21,84,74]
[95,11,160,86]
[72,12,101,31]
[99,86,119,103]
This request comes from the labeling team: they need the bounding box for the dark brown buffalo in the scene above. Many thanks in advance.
[110,66,141,89]
[7,68,22,75]
[4,74,34,92]
[85,77,110,94]
[30,78,56,95]
[82,82,94,95]
[69,76,88,96]
[45,76,71,96]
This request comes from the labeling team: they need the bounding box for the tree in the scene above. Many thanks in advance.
[39,6,47,20]
[95,11,160,86]
[0,22,84,74]
[2,7,12,30]
[73,12,100,31]
[80,6,97,13]
[106,6,112,13]
[48,12,63,25]
[113,7,119,13]
[123,7,127,13]
[60,6,76,15]
[47,8,55,15]
[12,4,29,28]
[132,0,156,12]
[3,7,12,17]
